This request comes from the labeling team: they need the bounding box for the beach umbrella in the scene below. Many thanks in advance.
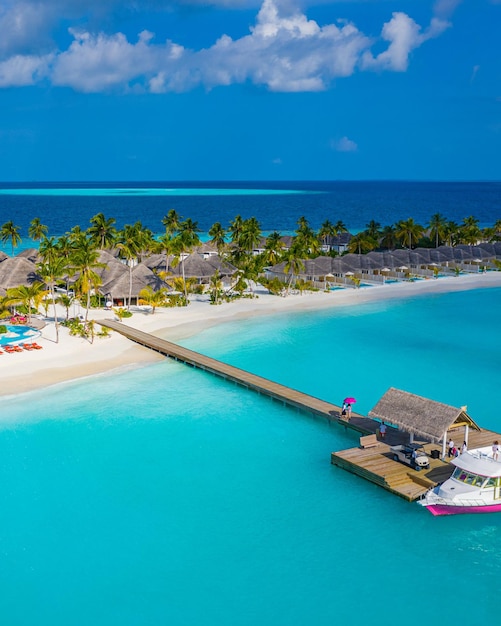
[344,397,357,404]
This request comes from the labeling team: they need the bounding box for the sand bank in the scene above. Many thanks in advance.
[1,271,500,398]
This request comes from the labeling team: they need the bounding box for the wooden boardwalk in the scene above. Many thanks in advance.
[100,319,501,503]
[99,319,368,425]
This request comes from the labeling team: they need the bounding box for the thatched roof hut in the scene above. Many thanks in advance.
[100,263,165,301]
[17,248,41,263]
[167,254,237,280]
[0,257,42,295]
[368,387,480,443]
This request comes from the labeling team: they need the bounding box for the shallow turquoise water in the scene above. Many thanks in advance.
[1,287,500,625]
[0,187,306,196]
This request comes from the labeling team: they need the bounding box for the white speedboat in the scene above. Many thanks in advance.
[419,446,501,516]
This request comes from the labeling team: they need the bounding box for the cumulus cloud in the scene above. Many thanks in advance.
[361,11,450,72]
[0,53,53,87]
[0,0,452,92]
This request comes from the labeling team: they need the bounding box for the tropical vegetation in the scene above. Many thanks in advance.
[0,210,499,335]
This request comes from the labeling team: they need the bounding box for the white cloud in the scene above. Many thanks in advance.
[0,0,452,92]
[51,29,163,92]
[331,136,358,152]
[361,11,450,72]
[0,53,53,87]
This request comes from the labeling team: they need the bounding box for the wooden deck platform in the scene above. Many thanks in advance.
[331,428,501,501]
[100,319,501,503]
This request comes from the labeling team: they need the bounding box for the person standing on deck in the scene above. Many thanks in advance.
[461,441,467,454]
[492,441,499,461]
[347,404,352,420]
[448,439,454,458]
[380,422,387,439]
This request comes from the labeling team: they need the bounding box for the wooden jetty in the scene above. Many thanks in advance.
[99,318,367,427]
[100,319,501,503]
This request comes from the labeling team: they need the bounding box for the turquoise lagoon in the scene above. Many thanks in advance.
[1,287,500,625]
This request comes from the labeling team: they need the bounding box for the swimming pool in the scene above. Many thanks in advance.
[0,324,40,346]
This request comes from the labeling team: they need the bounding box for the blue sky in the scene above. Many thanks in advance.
[0,0,499,181]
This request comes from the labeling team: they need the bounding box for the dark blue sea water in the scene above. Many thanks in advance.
[0,181,500,237]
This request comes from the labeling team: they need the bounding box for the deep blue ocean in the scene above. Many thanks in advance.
[0,180,500,237]
[0,183,500,625]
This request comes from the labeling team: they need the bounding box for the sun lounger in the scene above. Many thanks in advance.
[30,343,43,350]
[21,343,34,351]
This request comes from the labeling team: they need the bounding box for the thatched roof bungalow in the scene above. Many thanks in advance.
[167,254,237,283]
[0,257,42,296]
[100,263,165,305]
[369,387,480,455]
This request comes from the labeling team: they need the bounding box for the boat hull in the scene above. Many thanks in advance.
[423,501,501,516]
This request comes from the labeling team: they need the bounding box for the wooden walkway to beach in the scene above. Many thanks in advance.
[100,319,501,503]
[99,318,366,427]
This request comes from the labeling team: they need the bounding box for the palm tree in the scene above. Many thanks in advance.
[333,220,348,237]
[444,221,460,247]
[56,293,74,320]
[283,243,305,295]
[70,239,104,321]
[347,232,377,255]
[116,222,153,308]
[427,213,448,248]
[228,214,244,244]
[317,220,336,250]
[157,232,177,274]
[162,209,182,237]
[39,236,60,264]
[38,256,68,343]
[88,213,117,249]
[459,215,481,245]
[238,217,261,254]
[262,231,285,266]
[4,282,47,322]
[365,220,382,240]
[0,220,22,256]
[208,222,227,256]
[380,225,397,250]
[138,286,167,313]
[209,270,223,305]
[174,218,201,303]
[28,218,48,242]
[295,217,320,258]
[395,218,424,249]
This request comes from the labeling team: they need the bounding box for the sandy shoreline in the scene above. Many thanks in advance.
[1,272,500,398]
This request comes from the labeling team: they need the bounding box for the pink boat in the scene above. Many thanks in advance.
[419,446,501,515]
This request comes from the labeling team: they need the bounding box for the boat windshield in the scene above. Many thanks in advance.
[452,467,488,487]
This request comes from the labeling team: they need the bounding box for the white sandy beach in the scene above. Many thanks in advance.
[1,271,500,397]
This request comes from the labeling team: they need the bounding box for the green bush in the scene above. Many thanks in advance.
[0,324,7,334]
